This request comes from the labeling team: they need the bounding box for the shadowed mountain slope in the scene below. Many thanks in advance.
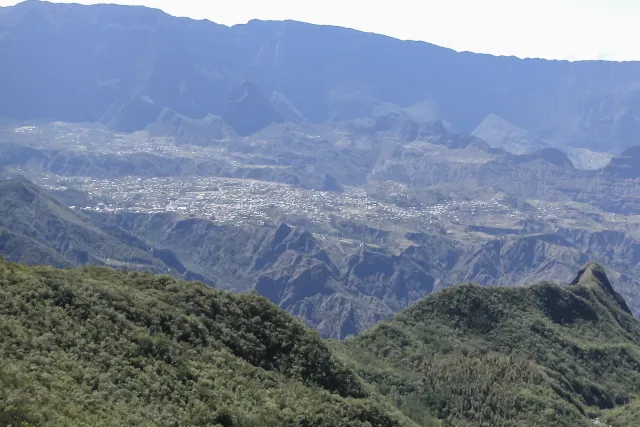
[0,177,206,280]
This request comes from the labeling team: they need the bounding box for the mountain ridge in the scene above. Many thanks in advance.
[0,177,212,281]
[4,176,640,339]
[0,257,414,426]
[3,1,640,150]
[4,1,639,63]
[336,262,640,426]
[3,258,640,426]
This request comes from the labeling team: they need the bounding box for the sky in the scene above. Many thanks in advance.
[1,0,638,61]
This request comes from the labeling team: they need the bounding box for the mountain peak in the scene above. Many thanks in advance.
[570,262,607,285]
[570,262,632,314]
[339,264,640,426]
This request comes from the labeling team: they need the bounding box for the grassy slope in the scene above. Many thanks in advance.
[335,264,640,427]
[0,258,414,427]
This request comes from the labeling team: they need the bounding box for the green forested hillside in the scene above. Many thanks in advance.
[335,264,640,426]
[0,258,413,427]
[3,258,640,426]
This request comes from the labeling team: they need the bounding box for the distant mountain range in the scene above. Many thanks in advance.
[2,0,640,151]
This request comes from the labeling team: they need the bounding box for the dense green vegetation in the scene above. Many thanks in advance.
[335,264,640,427]
[3,257,640,426]
[0,258,413,427]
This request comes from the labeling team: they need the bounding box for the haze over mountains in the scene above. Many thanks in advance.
[6,1,640,425]
[3,0,640,151]
[3,0,640,341]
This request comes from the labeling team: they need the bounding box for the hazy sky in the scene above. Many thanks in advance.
[1,0,638,61]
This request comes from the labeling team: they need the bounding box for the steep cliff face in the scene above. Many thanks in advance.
[3,1,640,150]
